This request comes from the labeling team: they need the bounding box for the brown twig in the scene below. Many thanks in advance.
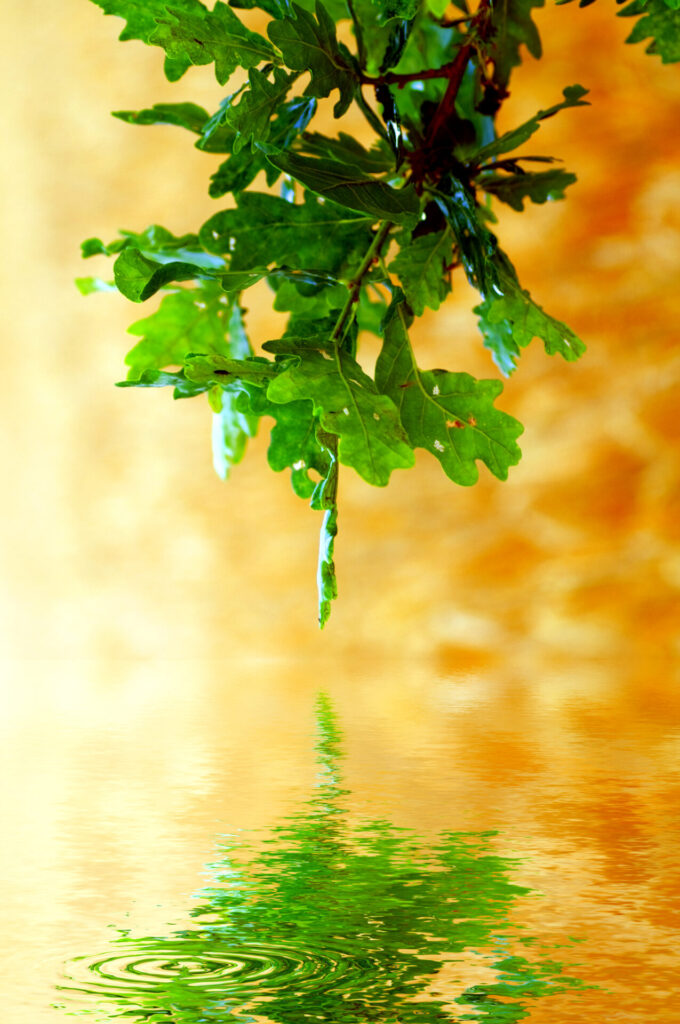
[409,0,493,180]
[360,60,462,89]
[423,43,475,149]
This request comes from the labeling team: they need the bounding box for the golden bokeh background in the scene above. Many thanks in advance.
[1,3,680,1022]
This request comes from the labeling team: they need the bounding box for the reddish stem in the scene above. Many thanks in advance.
[423,0,492,151]
[360,60,460,89]
[423,43,474,148]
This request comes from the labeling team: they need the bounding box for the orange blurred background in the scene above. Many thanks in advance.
[1,1,679,666]
[3,1,680,667]
[1,6,680,1021]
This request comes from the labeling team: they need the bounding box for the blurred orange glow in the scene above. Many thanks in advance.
[1,3,679,1022]
[2,3,679,662]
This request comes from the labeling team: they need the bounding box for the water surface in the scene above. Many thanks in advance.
[57,695,590,1022]
[3,656,676,1022]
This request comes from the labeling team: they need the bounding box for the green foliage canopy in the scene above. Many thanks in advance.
[82,0,680,625]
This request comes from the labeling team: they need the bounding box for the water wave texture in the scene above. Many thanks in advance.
[59,935,388,1012]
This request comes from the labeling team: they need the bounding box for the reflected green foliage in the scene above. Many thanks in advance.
[58,697,590,1023]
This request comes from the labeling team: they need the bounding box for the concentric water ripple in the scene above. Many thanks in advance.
[60,937,385,1003]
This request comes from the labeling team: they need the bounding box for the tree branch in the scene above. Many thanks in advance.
[360,59,463,88]
[424,0,492,150]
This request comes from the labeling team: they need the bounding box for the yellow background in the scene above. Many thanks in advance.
[2,2,679,665]
[3,2,680,665]
[1,6,680,1020]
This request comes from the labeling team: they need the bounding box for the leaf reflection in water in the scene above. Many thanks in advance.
[58,695,591,1022]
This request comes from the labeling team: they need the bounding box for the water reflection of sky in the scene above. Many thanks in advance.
[58,696,590,1023]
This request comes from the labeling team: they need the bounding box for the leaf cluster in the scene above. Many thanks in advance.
[83,0,679,624]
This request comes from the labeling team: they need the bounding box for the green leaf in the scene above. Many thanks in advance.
[116,368,211,398]
[267,2,356,116]
[209,149,265,197]
[124,282,239,378]
[269,267,341,291]
[263,151,420,225]
[75,276,117,295]
[474,252,586,374]
[424,0,451,14]
[268,276,348,317]
[208,95,318,196]
[473,86,590,164]
[184,354,279,389]
[618,0,680,62]
[199,192,374,275]
[219,298,253,364]
[346,0,412,74]
[487,0,545,91]
[81,237,112,258]
[296,0,350,18]
[218,268,271,291]
[83,224,221,265]
[207,302,261,479]
[376,297,523,485]
[91,0,197,42]
[245,387,331,498]
[115,96,237,153]
[263,310,349,356]
[435,181,501,294]
[371,0,420,22]
[197,91,243,152]
[262,338,333,356]
[380,17,417,72]
[317,504,338,628]
[295,132,395,175]
[112,102,210,134]
[229,0,288,16]
[311,434,339,629]
[479,167,577,211]
[113,249,203,301]
[111,245,269,301]
[267,349,415,486]
[211,388,260,479]
[389,19,459,125]
[151,1,278,84]
[357,287,388,336]
[268,96,320,151]
[89,0,206,77]
[225,68,297,153]
[387,228,453,315]
[454,61,496,154]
